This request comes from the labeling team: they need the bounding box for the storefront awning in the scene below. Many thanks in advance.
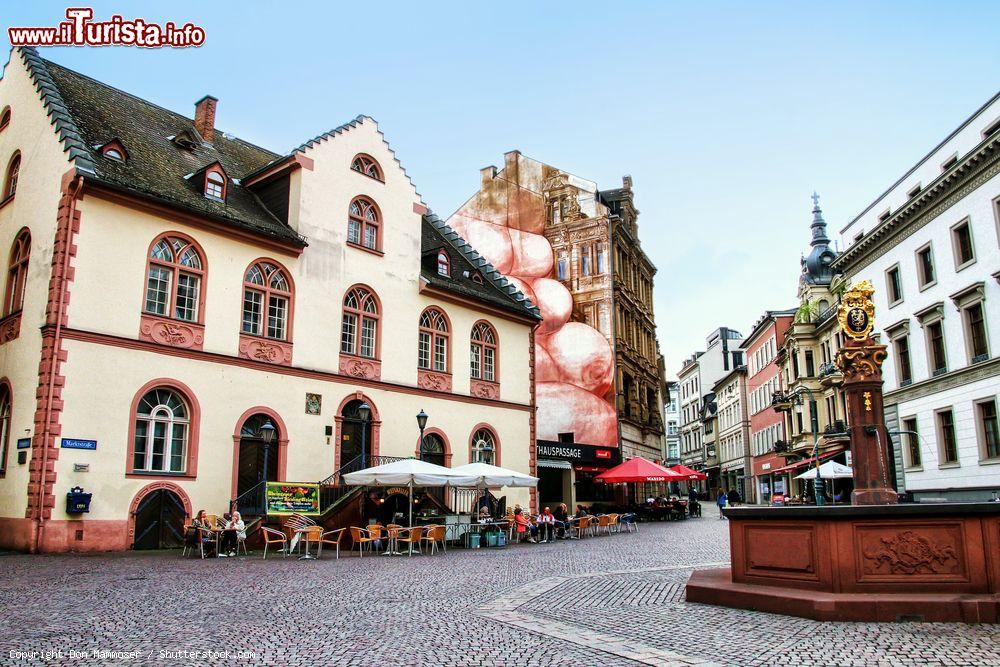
[770,449,845,475]
[537,459,572,470]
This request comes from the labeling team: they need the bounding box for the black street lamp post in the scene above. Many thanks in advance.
[416,409,428,459]
[357,402,371,466]
[792,388,825,506]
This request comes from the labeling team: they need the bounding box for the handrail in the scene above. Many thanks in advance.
[232,479,268,515]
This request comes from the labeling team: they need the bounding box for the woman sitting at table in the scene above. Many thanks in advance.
[512,508,536,543]
[553,503,570,539]
[190,510,217,557]
[220,511,246,557]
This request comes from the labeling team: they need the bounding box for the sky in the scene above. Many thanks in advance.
[5,2,999,378]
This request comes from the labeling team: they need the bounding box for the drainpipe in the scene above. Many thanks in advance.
[35,172,83,552]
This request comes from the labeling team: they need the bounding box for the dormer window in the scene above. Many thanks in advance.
[437,249,450,277]
[172,130,199,151]
[351,154,383,181]
[204,169,226,201]
[472,272,484,285]
[100,139,128,162]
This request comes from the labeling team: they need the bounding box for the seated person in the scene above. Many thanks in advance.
[220,511,245,557]
[190,510,216,557]
[478,506,492,523]
[536,507,556,543]
[575,504,589,518]
[512,508,536,543]
[553,503,570,538]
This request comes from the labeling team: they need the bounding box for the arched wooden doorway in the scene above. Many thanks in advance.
[420,433,446,466]
[339,399,373,473]
[236,412,281,500]
[131,483,190,550]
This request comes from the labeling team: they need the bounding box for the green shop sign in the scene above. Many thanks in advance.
[265,482,320,516]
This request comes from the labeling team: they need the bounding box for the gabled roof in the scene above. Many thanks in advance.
[421,212,540,320]
[18,47,305,247]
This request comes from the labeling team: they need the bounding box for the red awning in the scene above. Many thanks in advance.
[771,449,845,475]
[669,464,708,481]
[595,457,682,483]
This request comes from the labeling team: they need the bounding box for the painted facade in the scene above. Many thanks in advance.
[0,48,538,553]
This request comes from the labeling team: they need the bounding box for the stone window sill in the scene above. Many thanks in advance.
[347,241,384,257]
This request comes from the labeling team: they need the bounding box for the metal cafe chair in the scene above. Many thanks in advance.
[318,528,346,560]
[261,526,289,559]
[350,526,376,558]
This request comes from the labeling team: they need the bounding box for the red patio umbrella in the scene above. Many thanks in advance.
[669,464,708,481]
[595,457,683,483]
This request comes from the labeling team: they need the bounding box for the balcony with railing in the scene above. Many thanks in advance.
[818,361,843,387]
[822,420,850,443]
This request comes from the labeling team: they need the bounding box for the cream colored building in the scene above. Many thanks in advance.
[0,48,539,553]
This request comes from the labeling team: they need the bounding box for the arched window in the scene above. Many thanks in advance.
[418,307,449,372]
[4,229,29,316]
[144,234,205,322]
[350,154,383,181]
[471,426,497,465]
[0,107,10,133]
[420,432,446,466]
[348,197,380,251]
[205,169,226,200]
[3,152,20,200]
[341,285,379,359]
[0,382,9,475]
[133,387,189,473]
[437,249,450,277]
[242,260,292,340]
[470,321,498,382]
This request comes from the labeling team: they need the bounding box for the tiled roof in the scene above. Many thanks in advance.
[421,213,540,320]
[20,48,305,247]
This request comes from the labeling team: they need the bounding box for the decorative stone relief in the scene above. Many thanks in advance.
[0,312,21,344]
[238,335,292,366]
[339,356,381,381]
[861,530,960,575]
[139,314,204,350]
[418,369,452,392]
[470,379,499,400]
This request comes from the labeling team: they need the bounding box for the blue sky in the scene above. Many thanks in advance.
[6,2,999,377]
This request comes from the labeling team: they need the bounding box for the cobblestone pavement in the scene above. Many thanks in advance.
[1,506,998,666]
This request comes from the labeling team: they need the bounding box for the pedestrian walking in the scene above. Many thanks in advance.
[716,491,728,519]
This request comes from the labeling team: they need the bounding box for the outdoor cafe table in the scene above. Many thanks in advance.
[294,528,319,560]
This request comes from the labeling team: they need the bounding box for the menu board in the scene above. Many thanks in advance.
[265,482,320,516]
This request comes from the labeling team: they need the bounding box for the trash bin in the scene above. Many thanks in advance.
[486,532,498,547]
[467,533,480,549]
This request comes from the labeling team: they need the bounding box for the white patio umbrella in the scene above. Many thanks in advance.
[449,462,539,488]
[794,460,854,480]
[342,458,477,526]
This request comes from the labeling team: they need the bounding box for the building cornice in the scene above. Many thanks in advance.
[833,133,1000,273]
[884,356,1000,405]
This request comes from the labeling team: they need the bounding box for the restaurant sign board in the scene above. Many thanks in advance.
[265,482,320,516]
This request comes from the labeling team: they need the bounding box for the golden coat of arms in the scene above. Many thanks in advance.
[837,280,876,341]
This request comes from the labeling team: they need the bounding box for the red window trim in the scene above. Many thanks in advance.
[141,232,208,325]
[347,196,382,254]
[414,427,452,467]
[0,107,10,133]
[350,153,384,182]
[100,139,128,162]
[3,151,21,202]
[437,249,450,277]
[341,284,381,360]
[241,257,295,342]
[4,227,30,316]
[418,306,451,374]
[470,319,499,383]
[469,423,501,466]
[204,167,227,201]
[0,377,10,476]
[125,378,201,479]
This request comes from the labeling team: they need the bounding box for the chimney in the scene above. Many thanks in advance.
[194,95,218,143]
[480,165,497,188]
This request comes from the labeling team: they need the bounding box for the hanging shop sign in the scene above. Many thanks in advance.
[265,482,320,516]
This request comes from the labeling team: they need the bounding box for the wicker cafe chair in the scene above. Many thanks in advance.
[420,525,447,555]
[350,527,376,558]
[261,526,288,559]
[597,515,613,536]
[571,516,589,539]
[319,528,347,560]
[396,526,424,556]
[367,524,386,552]
[607,514,620,534]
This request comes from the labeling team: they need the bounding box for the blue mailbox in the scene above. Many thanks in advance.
[66,486,92,514]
